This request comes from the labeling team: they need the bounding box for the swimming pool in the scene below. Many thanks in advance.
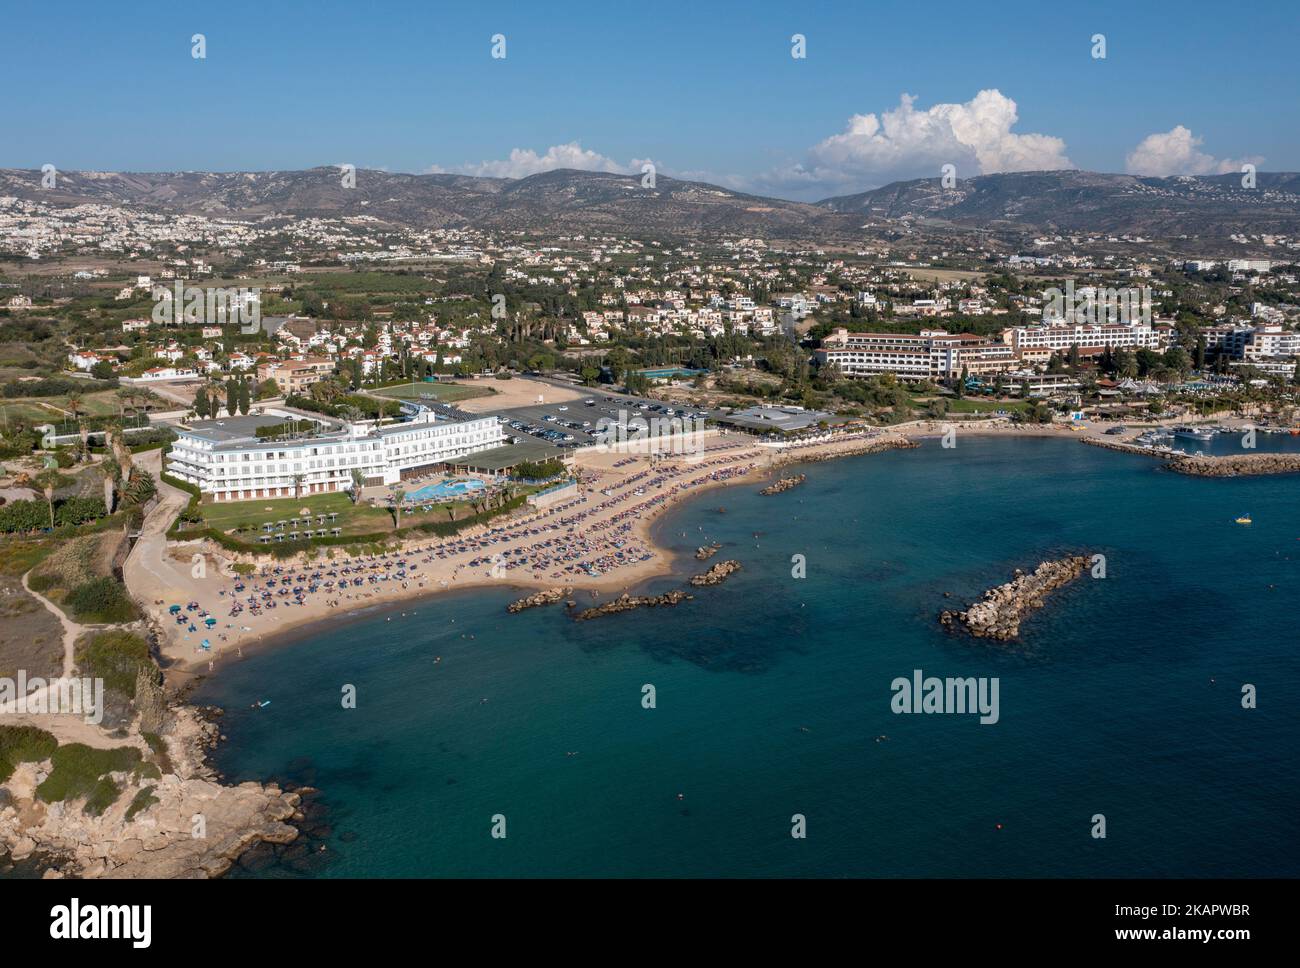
[405,479,486,502]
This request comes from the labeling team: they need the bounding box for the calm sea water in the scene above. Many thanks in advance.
[196,437,1300,877]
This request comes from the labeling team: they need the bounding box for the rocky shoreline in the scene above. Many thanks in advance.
[759,474,806,495]
[940,555,1091,640]
[689,560,742,586]
[0,704,300,879]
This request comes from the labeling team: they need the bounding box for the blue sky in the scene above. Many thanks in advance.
[3,0,1296,200]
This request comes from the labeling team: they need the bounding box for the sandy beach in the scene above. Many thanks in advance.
[128,417,1224,684]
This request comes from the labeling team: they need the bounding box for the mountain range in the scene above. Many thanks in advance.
[3,166,1298,242]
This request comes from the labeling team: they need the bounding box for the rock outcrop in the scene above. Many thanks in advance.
[940,556,1091,640]
[694,543,722,560]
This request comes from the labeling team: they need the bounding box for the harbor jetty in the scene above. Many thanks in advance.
[1079,436,1300,477]
[1169,452,1300,477]
[760,474,806,495]
[771,432,918,468]
[690,560,742,586]
[941,555,1091,640]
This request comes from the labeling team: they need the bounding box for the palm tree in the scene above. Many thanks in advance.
[349,467,366,504]
[292,473,305,500]
[65,391,83,434]
[33,468,62,530]
[391,489,406,528]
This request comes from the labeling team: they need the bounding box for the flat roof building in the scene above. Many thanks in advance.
[167,406,504,502]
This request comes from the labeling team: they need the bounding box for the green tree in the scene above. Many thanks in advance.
[193,385,210,419]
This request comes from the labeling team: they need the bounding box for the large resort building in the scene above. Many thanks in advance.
[166,407,505,502]
[814,328,1017,381]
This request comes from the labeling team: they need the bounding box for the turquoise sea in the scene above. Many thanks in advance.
[195,436,1300,877]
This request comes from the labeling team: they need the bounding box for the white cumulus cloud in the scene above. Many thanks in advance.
[1124,125,1260,177]
[752,89,1073,199]
[429,142,650,179]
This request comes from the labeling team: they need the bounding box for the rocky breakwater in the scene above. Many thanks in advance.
[940,555,1091,641]
[689,560,742,586]
[1169,452,1300,478]
[759,474,806,495]
[0,705,299,878]
[572,590,693,621]
[507,587,570,613]
[774,432,919,468]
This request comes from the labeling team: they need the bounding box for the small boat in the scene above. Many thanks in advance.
[1235,515,1252,525]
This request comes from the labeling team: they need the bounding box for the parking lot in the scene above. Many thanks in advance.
[493,386,720,450]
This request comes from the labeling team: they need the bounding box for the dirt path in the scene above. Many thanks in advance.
[19,570,83,679]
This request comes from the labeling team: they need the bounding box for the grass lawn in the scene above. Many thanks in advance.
[197,483,514,542]
[200,492,392,536]
[941,398,1030,414]
[1,390,123,425]
[370,382,494,404]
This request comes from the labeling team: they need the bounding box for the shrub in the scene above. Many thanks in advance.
[83,776,121,816]
[75,630,154,698]
[125,785,159,821]
[36,743,142,804]
[64,577,140,623]
[0,725,58,782]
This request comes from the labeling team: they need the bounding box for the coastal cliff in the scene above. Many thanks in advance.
[941,556,1091,640]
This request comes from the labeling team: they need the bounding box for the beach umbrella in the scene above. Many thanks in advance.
[205,617,217,627]
[169,604,181,614]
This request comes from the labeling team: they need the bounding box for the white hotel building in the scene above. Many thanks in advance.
[1001,321,1167,364]
[167,408,505,502]
[814,328,1017,381]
